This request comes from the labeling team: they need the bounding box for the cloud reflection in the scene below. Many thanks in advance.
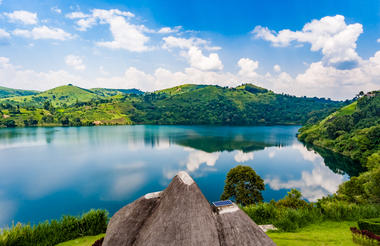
[234,150,254,163]
[183,147,221,172]
[265,160,345,202]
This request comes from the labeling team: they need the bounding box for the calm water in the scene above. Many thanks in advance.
[0,125,360,227]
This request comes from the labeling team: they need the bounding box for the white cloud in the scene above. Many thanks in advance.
[273,64,281,72]
[4,10,38,25]
[51,7,62,14]
[158,26,181,34]
[377,38,380,43]
[163,36,223,71]
[65,55,85,71]
[0,29,10,39]
[253,15,363,70]
[66,9,148,52]
[13,26,73,40]
[238,58,259,78]
[0,56,84,90]
[234,151,254,163]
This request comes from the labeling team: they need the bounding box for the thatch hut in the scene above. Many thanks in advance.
[102,171,275,246]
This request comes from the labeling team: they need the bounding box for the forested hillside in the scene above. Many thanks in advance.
[298,91,379,204]
[0,86,38,98]
[298,91,379,166]
[0,83,346,127]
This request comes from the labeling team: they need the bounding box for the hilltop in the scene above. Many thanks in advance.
[0,83,347,127]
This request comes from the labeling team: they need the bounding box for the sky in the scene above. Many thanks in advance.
[0,0,379,100]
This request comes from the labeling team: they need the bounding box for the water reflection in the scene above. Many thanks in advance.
[0,125,355,227]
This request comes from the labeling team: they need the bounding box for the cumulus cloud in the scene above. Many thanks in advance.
[13,26,73,40]
[66,9,149,52]
[252,15,363,69]
[65,55,85,71]
[0,56,84,90]
[377,38,380,43]
[238,58,259,78]
[163,36,223,71]
[4,10,38,25]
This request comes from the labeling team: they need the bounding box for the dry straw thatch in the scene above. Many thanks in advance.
[102,171,275,246]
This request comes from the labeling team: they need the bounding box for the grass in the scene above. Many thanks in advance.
[55,234,104,246]
[267,221,356,246]
[57,221,356,246]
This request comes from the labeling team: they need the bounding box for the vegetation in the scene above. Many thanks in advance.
[0,83,346,127]
[55,234,105,246]
[221,165,265,205]
[243,195,380,232]
[358,218,380,235]
[350,226,380,245]
[0,86,38,99]
[298,91,380,205]
[267,221,357,246]
[0,209,108,246]
[298,91,379,167]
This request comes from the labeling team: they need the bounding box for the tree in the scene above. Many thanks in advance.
[220,165,265,205]
[276,189,309,209]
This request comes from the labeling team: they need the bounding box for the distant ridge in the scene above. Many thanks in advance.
[0,86,38,99]
[0,83,347,127]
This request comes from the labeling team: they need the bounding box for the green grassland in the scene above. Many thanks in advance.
[56,221,357,246]
[267,221,356,246]
[56,234,104,246]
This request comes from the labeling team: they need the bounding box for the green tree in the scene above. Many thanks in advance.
[276,189,309,209]
[220,165,265,205]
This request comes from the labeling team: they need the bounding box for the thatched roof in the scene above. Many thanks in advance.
[102,171,275,246]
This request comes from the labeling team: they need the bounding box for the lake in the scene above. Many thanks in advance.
[0,125,360,227]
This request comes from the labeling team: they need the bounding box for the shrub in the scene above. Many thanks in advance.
[358,218,380,235]
[0,209,108,246]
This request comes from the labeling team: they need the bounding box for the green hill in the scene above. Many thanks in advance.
[132,83,345,125]
[0,83,346,127]
[0,86,38,98]
[298,91,379,166]
[0,85,101,107]
[298,91,380,204]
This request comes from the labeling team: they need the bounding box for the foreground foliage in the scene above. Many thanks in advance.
[0,84,345,127]
[0,210,108,246]
[243,194,380,232]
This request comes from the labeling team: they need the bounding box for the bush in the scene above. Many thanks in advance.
[358,218,380,235]
[0,209,108,246]
[242,200,380,232]
[319,201,380,221]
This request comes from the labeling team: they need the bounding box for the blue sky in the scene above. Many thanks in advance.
[0,0,379,99]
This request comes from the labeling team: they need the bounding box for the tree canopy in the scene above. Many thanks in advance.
[221,165,265,206]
